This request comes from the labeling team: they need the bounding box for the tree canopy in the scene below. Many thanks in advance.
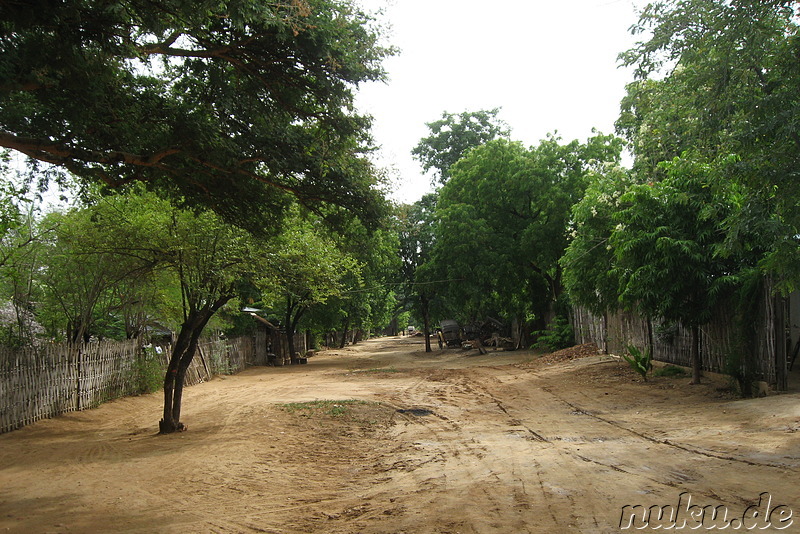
[0,0,392,231]
[619,0,800,288]
[411,108,510,186]
[423,132,623,338]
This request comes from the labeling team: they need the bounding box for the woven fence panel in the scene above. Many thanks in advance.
[0,335,255,434]
[572,285,780,385]
[0,344,77,433]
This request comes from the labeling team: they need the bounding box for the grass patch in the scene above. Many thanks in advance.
[654,365,688,378]
[278,399,375,417]
[350,367,401,374]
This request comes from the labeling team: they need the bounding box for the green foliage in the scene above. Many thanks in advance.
[532,316,574,352]
[11,186,270,344]
[622,345,653,382]
[0,177,64,345]
[429,133,623,326]
[653,365,687,378]
[618,0,800,289]
[561,165,633,315]
[609,154,741,328]
[395,193,442,348]
[412,109,510,185]
[560,1,800,388]
[0,0,393,232]
[131,347,166,395]
[396,311,411,332]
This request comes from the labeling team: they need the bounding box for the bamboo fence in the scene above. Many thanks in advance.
[0,335,256,434]
[572,280,786,388]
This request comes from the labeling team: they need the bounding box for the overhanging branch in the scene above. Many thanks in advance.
[0,131,180,168]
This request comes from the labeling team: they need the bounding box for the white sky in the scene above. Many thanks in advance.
[354,0,648,204]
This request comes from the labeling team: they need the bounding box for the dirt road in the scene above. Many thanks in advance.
[1,336,798,533]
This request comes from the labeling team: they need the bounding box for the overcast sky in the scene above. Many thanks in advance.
[354,0,647,204]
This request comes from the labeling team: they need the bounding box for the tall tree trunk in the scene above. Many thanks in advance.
[421,294,431,353]
[160,322,193,433]
[286,331,297,364]
[159,296,231,434]
[691,324,702,385]
[306,329,315,350]
[284,293,308,364]
[339,316,349,349]
[285,296,297,364]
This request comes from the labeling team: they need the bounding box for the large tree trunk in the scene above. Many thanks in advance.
[421,294,431,353]
[159,312,205,433]
[284,292,309,364]
[339,316,349,349]
[646,318,655,357]
[285,296,298,364]
[691,324,702,385]
[286,331,297,364]
[159,297,230,434]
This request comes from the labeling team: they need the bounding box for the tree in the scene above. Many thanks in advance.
[412,109,510,185]
[257,208,358,362]
[619,0,800,288]
[561,164,633,318]
[0,0,392,231]
[305,211,401,348]
[35,204,161,343]
[158,208,257,433]
[397,194,439,351]
[35,188,261,432]
[334,223,401,344]
[100,190,260,433]
[0,182,53,345]
[563,155,745,383]
[609,155,742,384]
[429,133,623,338]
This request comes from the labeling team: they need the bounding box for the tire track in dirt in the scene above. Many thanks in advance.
[463,363,799,514]
[3,337,797,533]
[540,385,796,469]
[453,371,619,530]
[363,368,599,533]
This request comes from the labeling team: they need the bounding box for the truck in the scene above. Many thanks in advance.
[439,320,462,348]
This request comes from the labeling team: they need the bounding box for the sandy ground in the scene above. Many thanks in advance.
[0,335,798,533]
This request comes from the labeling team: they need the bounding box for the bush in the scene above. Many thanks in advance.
[532,316,574,352]
[653,364,687,378]
[725,350,759,398]
[132,347,165,394]
[623,345,652,382]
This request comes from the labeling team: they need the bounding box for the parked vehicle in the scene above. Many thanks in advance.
[440,320,461,347]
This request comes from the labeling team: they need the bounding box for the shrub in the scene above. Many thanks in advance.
[132,347,165,394]
[653,364,687,378]
[532,316,574,352]
[623,344,652,381]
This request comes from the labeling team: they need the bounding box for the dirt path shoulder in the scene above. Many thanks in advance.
[0,336,797,533]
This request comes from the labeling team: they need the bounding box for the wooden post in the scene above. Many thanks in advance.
[75,344,82,411]
[197,344,210,379]
[775,293,788,391]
